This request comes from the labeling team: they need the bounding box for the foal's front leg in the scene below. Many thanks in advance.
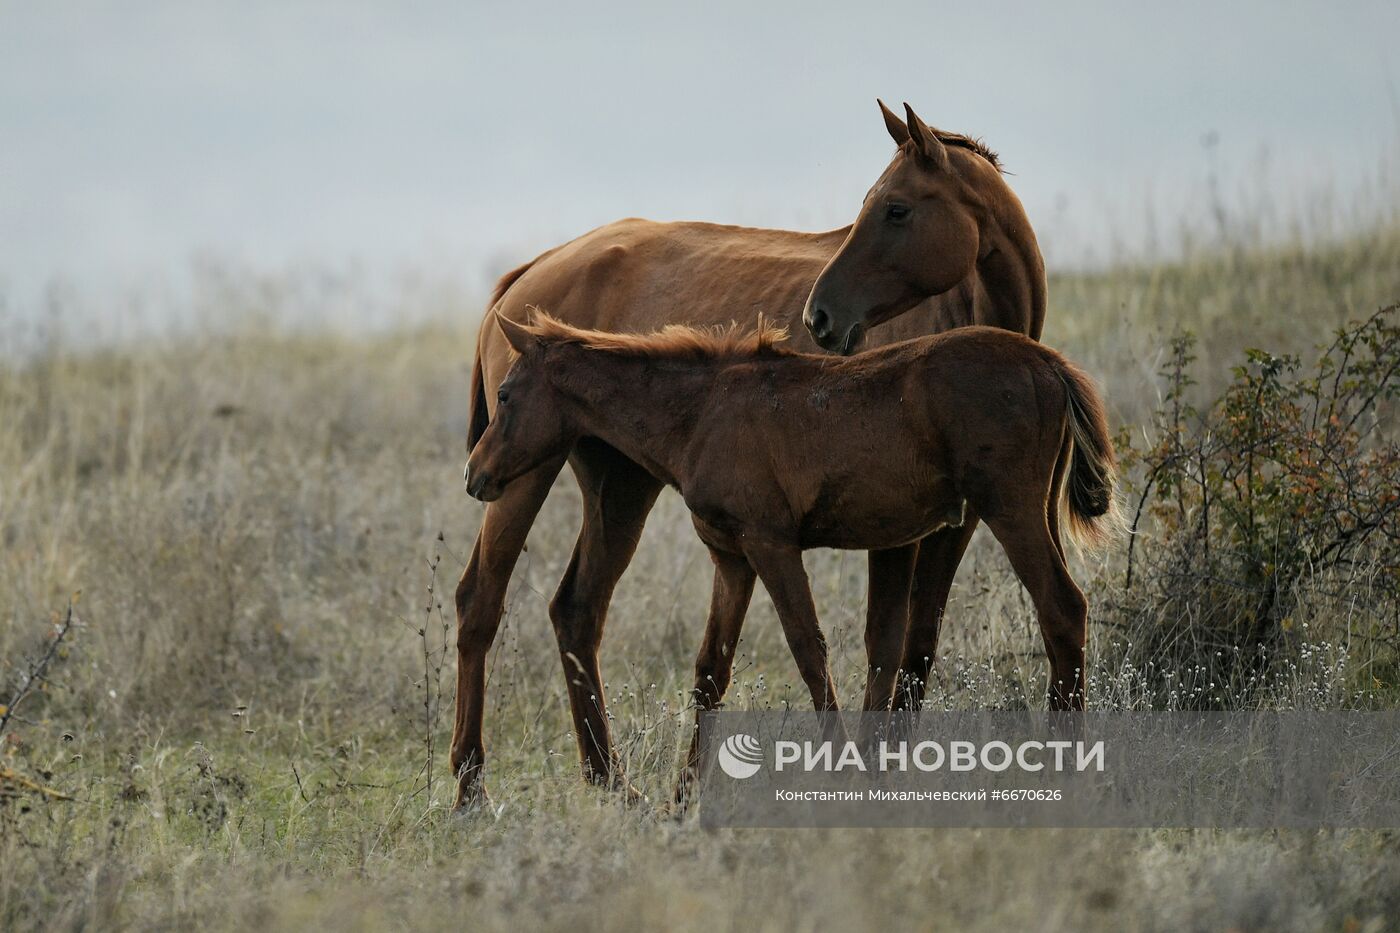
[857,545,918,755]
[550,446,663,797]
[675,547,758,807]
[863,545,918,712]
[743,543,841,714]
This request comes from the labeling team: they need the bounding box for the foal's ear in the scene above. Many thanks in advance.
[878,98,910,147]
[495,312,542,355]
[902,103,950,171]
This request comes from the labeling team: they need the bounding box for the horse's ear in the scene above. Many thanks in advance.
[878,99,910,147]
[495,312,542,355]
[903,103,950,171]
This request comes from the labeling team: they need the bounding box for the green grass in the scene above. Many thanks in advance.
[3,222,1399,931]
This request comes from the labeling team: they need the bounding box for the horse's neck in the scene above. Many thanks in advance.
[973,185,1047,340]
[562,355,708,484]
[974,246,1044,338]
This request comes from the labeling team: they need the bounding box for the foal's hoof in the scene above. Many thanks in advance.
[670,766,701,812]
[667,788,697,821]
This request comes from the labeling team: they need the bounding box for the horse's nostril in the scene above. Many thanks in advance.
[807,306,831,338]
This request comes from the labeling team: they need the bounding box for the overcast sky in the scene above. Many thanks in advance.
[2,2,1398,325]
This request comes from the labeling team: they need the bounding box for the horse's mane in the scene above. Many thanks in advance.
[905,131,1002,172]
[524,309,792,361]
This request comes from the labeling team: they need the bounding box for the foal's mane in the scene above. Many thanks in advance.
[524,309,793,361]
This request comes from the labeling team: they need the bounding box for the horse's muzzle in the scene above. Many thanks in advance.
[804,304,864,356]
[839,322,865,356]
[805,304,835,346]
[464,463,501,502]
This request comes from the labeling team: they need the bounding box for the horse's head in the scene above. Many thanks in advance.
[804,101,991,354]
[465,314,577,501]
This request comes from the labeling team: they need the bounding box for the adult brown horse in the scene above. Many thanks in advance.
[465,314,1116,791]
[452,101,1045,807]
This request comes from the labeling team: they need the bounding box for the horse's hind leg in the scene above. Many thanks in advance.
[549,441,663,793]
[451,458,563,809]
[675,547,757,807]
[743,543,841,715]
[982,509,1089,710]
[893,517,979,711]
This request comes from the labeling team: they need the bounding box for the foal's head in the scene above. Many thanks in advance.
[803,101,1003,354]
[464,315,579,501]
[465,312,790,501]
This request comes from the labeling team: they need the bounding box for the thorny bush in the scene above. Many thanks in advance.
[1111,304,1400,706]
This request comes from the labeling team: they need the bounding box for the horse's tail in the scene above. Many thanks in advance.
[1053,356,1120,550]
[468,258,540,453]
[466,348,490,454]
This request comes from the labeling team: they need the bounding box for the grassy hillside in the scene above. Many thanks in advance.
[2,226,1398,931]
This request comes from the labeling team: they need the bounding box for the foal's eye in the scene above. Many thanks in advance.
[496,389,509,405]
[885,204,911,223]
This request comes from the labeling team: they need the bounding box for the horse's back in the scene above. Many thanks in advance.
[479,219,850,388]
[496,219,841,329]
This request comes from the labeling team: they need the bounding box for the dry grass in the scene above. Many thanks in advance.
[2,221,1399,931]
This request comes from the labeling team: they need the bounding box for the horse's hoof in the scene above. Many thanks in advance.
[613,777,649,807]
[452,780,492,814]
[592,762,648,806]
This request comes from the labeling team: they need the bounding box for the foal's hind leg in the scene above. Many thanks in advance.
[452,459,563,809]
[675,547,757,807]
[549,441,663,793]
[982,509,1089,710]
[893,517,980,711]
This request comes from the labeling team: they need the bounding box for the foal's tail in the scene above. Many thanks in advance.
[1053,357,1120,550]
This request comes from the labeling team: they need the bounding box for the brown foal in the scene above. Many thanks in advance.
[466,314,1117,799]
[453,101,1046,807]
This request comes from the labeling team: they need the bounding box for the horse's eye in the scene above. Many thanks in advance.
[496,388,509,405]
[885,204,911,223]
